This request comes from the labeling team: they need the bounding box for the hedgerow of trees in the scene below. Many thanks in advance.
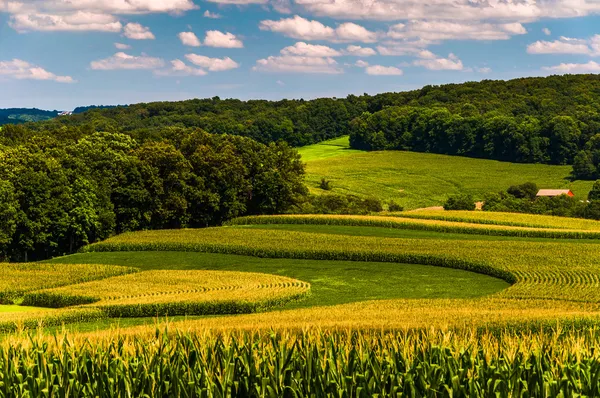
[0,127,306,261]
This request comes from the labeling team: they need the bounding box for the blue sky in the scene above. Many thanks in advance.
[1,0,600,110]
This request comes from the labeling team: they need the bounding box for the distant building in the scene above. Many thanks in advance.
[58,111,73,116]
[536,189,574,198]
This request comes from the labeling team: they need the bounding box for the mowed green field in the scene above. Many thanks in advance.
[48,251,507,310]
[299,137,594,209]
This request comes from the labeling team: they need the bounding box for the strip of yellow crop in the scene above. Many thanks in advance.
[395,210,600,230]
[0,263,137,303]
[84,227,600,303]
[69,298,600,337]
[227,214,600,239]
[37,270,309,305]
[0,308,105,333]
[24,270,310,317]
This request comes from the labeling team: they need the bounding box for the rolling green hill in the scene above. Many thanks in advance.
[299,136,595,209]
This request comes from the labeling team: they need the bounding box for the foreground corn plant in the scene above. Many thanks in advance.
[2,328,600,397]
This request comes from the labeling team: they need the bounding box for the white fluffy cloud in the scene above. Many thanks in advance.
[9,11,122,32]
[123,22,154,39]
[413,53,464,70]
[345,45,377,56]
[114,42,131,50]
[259,15,376,43]
[155,59,208,76]
[281,42,342,57]
[387,20,526,42]
[185,54,240,71]
[3,0,197,33]
[365,65,403,75]
[4,0,198,15]
[90,52,164,70]
[178,32,201,47]
[543,28,552,36]
[527,35,600,56]
[254,55,343,74]
[355,59,403,75]
[542,61,600,73]
[204,30,244,48]
[290,0,600,22]
[0,59,75,83]
[203,10,222,18]
[205,0,267,4]
[335,22,377,42]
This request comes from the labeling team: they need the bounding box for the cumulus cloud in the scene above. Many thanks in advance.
[335,22,377,42]
[542,61,600,73]
[0,59,75,83]
[185,54,240,71]
[123,22,154,39]
[254,55,343,74]
[203,30,244,48]
[365,65,403,75]
[90,52,164,70]
[178,31,201,47]
[289,0,595,22]
[345,45,377,56]
[543,28,551,36]
[387,20,526,42]
[259,15,376,42]
[114,42,131,50]
[281,42,342,57]
[4,0,198,15]
[155,59,208,76]
[376,38,432,56]
[413,53,464,70]
[203,10,222,19]
[477,67,492,73]
[527,35,600,55]
[205,0,267,4]
[9,11,122,32]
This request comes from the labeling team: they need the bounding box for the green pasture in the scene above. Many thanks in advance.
[299,136,594,209]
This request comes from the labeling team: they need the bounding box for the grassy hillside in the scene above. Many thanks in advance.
[299,137,594,209]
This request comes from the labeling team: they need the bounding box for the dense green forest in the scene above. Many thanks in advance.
[0,128,305,261]
[21,74,600,178]
[0,108,59,125]
[348,75,600,179]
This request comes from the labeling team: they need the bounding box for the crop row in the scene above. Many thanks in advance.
[0,263,137,304]
[0,308,105,334]
[21,270,311,317]
[83,226,600,302]
[226,214,600,239]
[390,210,600,230]
[5,328,600,397]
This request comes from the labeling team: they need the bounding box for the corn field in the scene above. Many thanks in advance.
[83,225,600,302]
[226,214,600,239]
[390,210,600,230]
[3,328,600,397]
[22,270,310,317]
[0,263,136,304]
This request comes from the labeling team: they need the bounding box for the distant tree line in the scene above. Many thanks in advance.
[16,74,600,156]
[0,128,306,261]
